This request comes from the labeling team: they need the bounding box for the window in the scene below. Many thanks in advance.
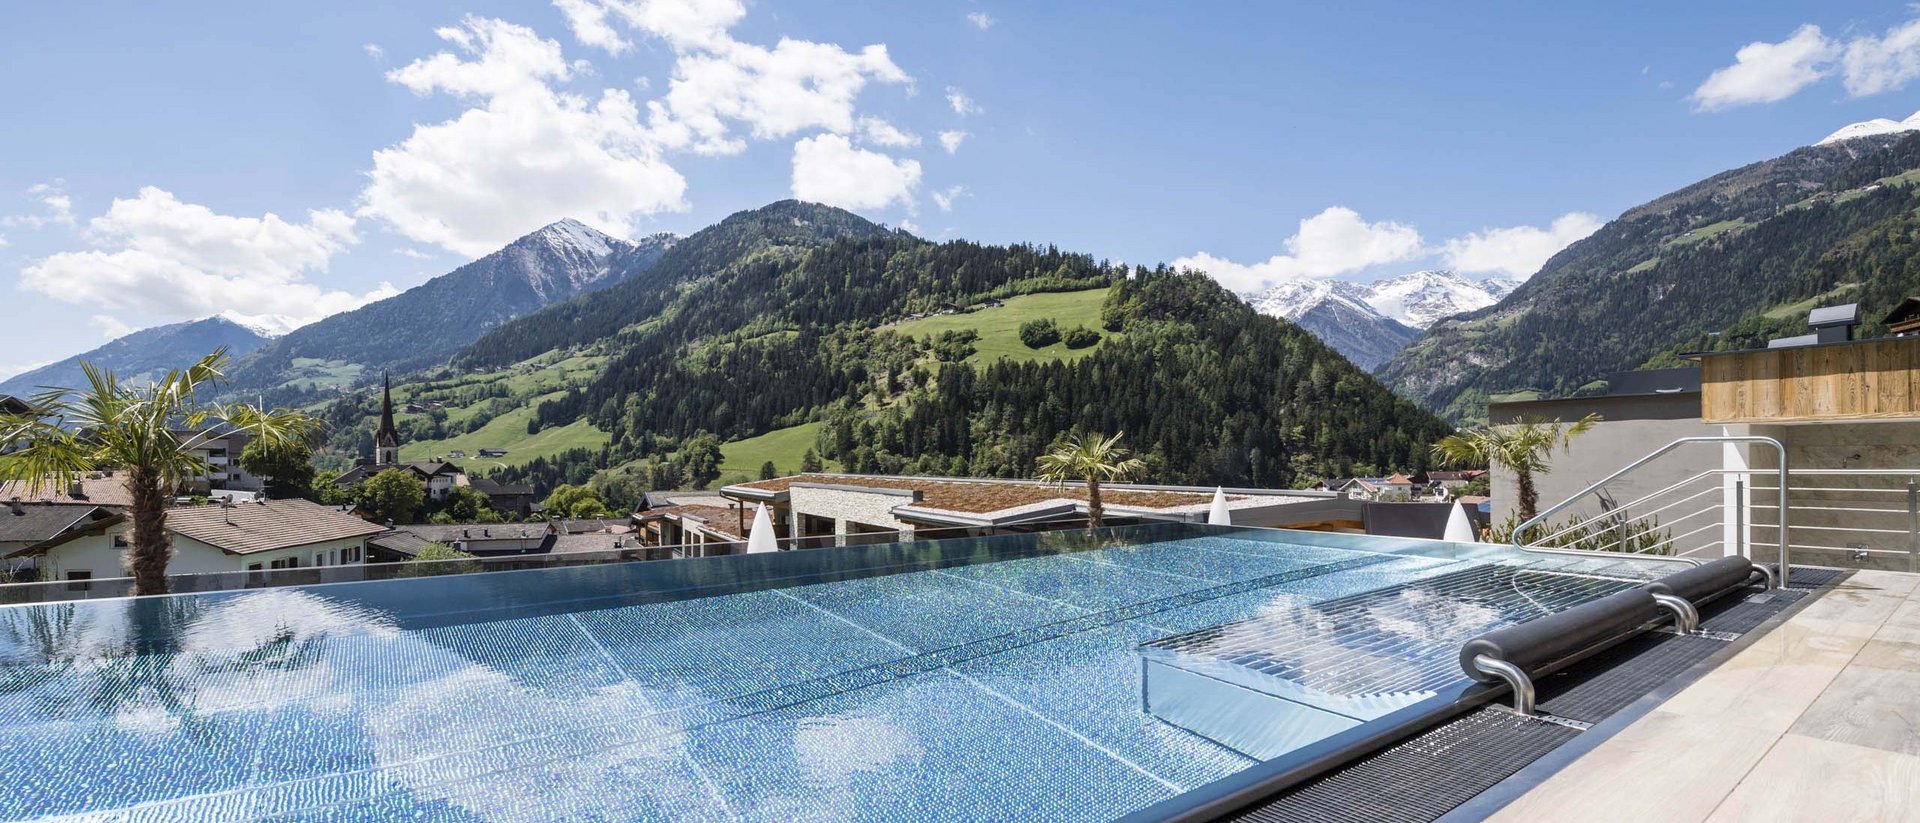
[112,535,128,548]
[246,563,262,572]
[341,545,362,564]
[269,557,299,570]
[65,571,91,592]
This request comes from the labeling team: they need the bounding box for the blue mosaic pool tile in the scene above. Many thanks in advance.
[948,622,1254,789]
[937,552,1205,608]
[784,568,1088,652]
[575,588,913,706]
[687,668,1178,823]
[1140,555,1472,634]
[1073,538,1355,583]
[0,708,265,819]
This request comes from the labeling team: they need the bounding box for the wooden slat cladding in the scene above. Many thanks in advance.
[1702,338,1920,422]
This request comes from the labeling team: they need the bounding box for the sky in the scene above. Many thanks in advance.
[4,1,1920,380]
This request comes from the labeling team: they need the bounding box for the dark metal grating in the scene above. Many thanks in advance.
[1697,587,1806,634]
[1533,633,1727,723]
[1784,566,1848,590]
[1229,708,1580,823]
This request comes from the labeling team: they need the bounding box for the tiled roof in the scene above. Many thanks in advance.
[164,499,385,555]
[639,504,748,539]
[0,476,135,508]
[0,504,115,544]
[366,530,434,557]
[392,523,552,543]
[468,476,534,496]
[731,474,1224,515]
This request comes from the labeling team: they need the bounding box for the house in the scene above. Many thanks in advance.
[468,476,536,518]
[170,427,266,493]
[335,460,465,501]
[633,504,750,557]
[8,498,384,583]
[0,502,121,578]
[981,297,1004,308]
[370,523,560,558]
[0,395,33,416]
[1886,297,1920,337]
[478,449,510,458]
[718,473,1362,548]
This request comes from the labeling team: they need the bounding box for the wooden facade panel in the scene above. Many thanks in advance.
[1702,338,1920,423]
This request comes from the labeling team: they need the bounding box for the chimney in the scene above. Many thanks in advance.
[8,498,22,516]
[68,483,86,500]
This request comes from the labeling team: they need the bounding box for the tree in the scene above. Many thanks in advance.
[0,350,322,595]
[800,448,824,473]
[360,469,426,525]
[543,484,610,519]
[309,470,356,506]
[1062,326,1101,349]
[1035,432,1147,532]
[759,461,778,480]
[1019,318,1061,348]
[1430,414,1599,523]
[239,437,317,499]
[413,541,475,561]
[682,433,724,489]
[441,485,494,522]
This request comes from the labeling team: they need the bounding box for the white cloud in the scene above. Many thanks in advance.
[790,134,921,211]
[1440,212,1603,279]
[898,218,921,234]
[359,17,688,257]
[1693,19,1920,109]
[552,0,632,55]
[393,247,435,260]
[1692,24,1837,110]
[966,12,994,30]
[1173,206,1424,293]
[1842,19,1920,96]
[0,235,8,248]
[938,129,968,153]
[89,314,134,340]
[945,86,981,116]
[21,187,394,329]
[932,185,967,212]
[4,180,76,229]
[363,43,384,59]
[857,117,920,147]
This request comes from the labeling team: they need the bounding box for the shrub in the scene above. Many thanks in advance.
[1019,318,1061,348]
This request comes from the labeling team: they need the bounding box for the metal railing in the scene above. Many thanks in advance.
[1748,469,1920,574]
[1511,436,1790,586]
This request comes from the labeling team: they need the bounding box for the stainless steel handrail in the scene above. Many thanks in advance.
[1511,435,1789,586]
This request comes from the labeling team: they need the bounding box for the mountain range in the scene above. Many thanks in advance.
[1243,271,1515,369]
[0,316,272,398]
[1380,129,1920,423]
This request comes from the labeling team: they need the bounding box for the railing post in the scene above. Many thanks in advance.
[1734,478,1745,562]
[1908,476,1917,575]
[1778,458,1790,589]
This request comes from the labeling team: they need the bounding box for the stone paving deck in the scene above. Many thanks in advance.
[1487,569,1920,823]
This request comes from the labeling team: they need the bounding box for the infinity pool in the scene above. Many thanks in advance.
[0,525,1675,821]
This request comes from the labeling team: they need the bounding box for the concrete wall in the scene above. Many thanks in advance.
[1743,421,1920,572]
[788,485,915,542]
[44,528,369,580]
[1489,393,1727,529]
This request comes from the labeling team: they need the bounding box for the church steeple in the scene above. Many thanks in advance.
[375,373,400,465]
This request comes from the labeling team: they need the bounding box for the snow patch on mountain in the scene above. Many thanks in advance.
[1362,270,1514,329]
[1818,110,1920,146]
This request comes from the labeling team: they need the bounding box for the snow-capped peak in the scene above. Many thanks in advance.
[1817,110,1920,146]
[217,310,297,338]
[530,218,617,258]
[1360,269,1512,329]
[1245,278,1375,322]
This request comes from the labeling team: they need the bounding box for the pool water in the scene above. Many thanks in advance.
[0,528,1666,822]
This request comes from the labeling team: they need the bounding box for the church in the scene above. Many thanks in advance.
[332,376,536,517]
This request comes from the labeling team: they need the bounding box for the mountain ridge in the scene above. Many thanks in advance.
[0,316,272,397]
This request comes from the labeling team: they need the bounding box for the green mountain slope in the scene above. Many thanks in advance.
[324,201,1450,495]
[1379,132,1920,424]
[1,316,270,397]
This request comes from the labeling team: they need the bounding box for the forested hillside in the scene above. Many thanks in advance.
[1380,132,1920,423]
[324,201,1451,495]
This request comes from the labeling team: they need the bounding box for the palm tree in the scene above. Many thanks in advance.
[0,350,322,596]
[1035,432,1148,531]
[1430,414,1599,523]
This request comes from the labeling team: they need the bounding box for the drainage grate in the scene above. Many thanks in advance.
[1229,708,1580,823]
[1784,567,1849,590]
[1697,588,1806,634]
[1532,633,1727,724]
